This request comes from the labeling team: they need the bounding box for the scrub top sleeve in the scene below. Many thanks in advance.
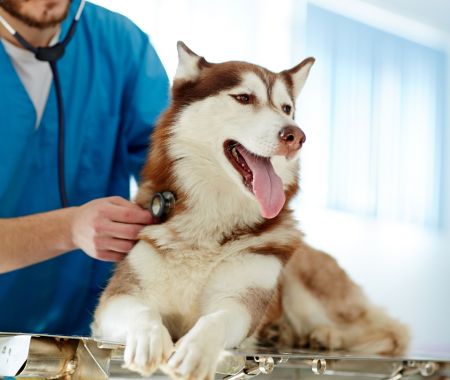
[123,38,170,181]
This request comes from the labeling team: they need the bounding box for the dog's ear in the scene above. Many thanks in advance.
[175,41,209,82]
[283,57,315,98]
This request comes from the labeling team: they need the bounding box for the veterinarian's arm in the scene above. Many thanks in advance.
[0,196,153,273]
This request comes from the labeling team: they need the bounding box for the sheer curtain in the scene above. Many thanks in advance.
[294,5,450,352]
[297,4,446,229]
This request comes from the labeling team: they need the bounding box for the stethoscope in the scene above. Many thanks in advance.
[149,191,176,220]
[0,0,86,208]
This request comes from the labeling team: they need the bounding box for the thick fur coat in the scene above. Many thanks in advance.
[92,42,409,380]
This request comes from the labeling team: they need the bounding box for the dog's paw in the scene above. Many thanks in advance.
[165,335,221,380]
[123,324,174,376]
[309,326,344,351]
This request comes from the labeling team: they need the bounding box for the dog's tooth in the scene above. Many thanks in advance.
[232,148,239,160]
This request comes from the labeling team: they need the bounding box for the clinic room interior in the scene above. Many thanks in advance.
[1,0,449,377]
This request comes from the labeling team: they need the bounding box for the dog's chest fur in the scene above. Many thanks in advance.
[123,216,299,339]
[126,235,240,337]
[129,240,222,311]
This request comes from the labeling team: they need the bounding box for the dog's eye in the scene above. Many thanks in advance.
[282,104,292,115]
[231,94,254,104]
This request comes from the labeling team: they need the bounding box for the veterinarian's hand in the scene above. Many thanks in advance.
[70,196,154,262]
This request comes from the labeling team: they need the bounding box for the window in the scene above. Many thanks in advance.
[298,4,446,228]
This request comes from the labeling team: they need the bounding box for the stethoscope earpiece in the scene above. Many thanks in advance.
[149,191,176,219]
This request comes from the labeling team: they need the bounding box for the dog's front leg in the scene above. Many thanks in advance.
[166,300,250,380]
[166,254,282,380]
[93,294,174,376]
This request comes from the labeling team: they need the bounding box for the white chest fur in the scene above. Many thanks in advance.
[128,234,283,340]
[128,240,232,335]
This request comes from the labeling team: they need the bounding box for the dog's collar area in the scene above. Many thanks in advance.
[149,191,176,220]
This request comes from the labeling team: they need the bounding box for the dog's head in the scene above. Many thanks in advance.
[146,42,314,221]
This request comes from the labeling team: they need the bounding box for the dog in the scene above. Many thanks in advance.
[92,41,409,379]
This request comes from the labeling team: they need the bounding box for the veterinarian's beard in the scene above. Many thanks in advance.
[0,0,71,29]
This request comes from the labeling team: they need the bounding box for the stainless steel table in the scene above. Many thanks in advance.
[1,333,449,379]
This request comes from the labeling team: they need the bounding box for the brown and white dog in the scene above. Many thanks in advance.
[92,42,409,379]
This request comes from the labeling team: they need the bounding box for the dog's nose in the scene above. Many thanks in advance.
[278,125,306,150]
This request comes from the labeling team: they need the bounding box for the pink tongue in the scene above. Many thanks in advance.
[237,147,286,219]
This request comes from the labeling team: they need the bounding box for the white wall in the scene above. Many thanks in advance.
[91,0,298,80]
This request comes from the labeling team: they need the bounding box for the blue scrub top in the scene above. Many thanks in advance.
[0,1,169,335]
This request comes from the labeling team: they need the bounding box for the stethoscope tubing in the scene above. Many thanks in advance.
[50,61,68,207]
[0,0,86,208]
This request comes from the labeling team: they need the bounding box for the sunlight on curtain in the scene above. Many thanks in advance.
[298,4,446,228]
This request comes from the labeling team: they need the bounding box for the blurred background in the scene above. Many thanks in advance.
[91,0,449,356]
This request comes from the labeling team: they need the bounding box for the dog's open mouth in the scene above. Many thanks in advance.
[224,140,286,219]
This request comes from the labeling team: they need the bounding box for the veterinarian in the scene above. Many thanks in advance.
[0,0,169,335]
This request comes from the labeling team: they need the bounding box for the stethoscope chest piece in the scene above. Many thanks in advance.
[150,191,176,219]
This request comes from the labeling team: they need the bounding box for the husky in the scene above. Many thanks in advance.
[92,42,409,379]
